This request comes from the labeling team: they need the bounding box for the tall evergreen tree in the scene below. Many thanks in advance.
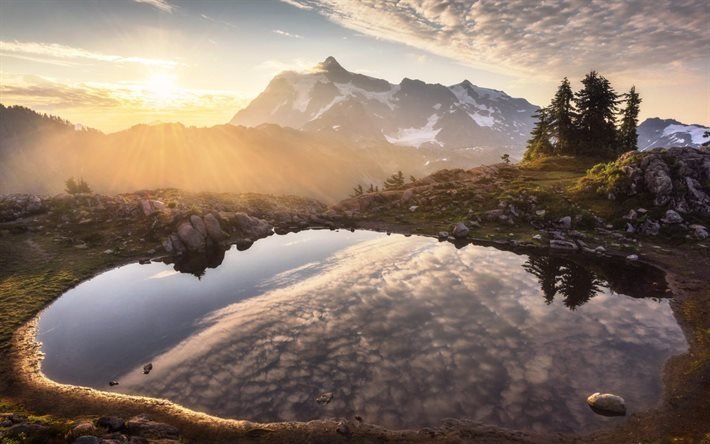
[573,71,619,157]
[617,86,642,154]
[523,107,554,161]
[548,77,575,155]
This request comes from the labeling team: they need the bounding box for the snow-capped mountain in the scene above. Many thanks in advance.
[230,57,539,151]
[637,118,709,150]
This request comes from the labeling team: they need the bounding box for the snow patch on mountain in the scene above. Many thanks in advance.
[662,124,707,145]
[385,114,441,147]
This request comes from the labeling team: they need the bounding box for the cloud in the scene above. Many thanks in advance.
[133,0,174,13]
[200,13,238,29]
[0,73,250,116]
[0,40,179,68]
[279,0,313,10]
[288,0,710,79]
[273,29,304,39]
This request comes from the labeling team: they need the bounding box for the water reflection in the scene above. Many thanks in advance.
[37,231,686,434]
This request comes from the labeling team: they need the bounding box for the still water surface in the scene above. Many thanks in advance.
[37,230,687,433]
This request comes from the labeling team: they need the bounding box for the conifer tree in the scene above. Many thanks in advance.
[573,71,619,157]
[523,107,554,161]
[350,184,364,197]
[383,171,405,190]
[548,77,575,155]
[617,86,642,154]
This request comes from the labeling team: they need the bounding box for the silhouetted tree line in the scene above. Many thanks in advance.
[350,171,416,197]
[524,71,641,161]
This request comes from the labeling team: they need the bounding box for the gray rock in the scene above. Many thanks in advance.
[97,416,125,432]
[559,216,572,229]
[639,219,660,236]
[532,234,542,240]
[401,189,414,203]
[125,415,179,440]
[316,392,333,405]
[550,239,578,250]
[177,221,205,252]
[232,213,273,239]
[690,224,708,239]
[203,213,227,242]
[451,222,470,239]
[437,231,449,240]
[190,215,208,238]
[587,392,626,416]
[143,363,153,374]
[626,254,639,261]
[661,209,683,224]
[69,421,97,438]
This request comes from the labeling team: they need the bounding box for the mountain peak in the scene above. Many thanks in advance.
[318,56,346,72]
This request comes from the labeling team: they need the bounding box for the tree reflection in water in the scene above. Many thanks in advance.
[522,254,669,310]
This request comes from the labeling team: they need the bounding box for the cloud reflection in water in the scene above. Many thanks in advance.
[112,235,686,433]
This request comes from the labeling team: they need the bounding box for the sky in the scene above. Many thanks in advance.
[0,0,708,132]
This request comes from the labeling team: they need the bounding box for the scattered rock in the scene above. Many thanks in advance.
[532,234,542,240]
[316,392,333,405]
[125,415,179,440]
[97,416,125,432]
[559,216,572,229]
[108,380,119,387]
[437,231,449,240]
[661,209,683,224]
[587,392,626,416]
[451,222,470,239]
[550,239,578,250]
[626,254,639,260]
[68,422,97,439]
[143,363,153,374]
[336,421,350,436]
[409,205,418,212]
[690,224,709,239]
[639,219,660,236]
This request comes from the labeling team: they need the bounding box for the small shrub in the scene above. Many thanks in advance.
[64,177,92,194]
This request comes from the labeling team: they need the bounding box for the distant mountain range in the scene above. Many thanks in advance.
[231,57,539,153]
[232,57,710,154]
[637,118,709,150]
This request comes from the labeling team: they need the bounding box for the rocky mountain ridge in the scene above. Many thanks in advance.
[230,57,540,153]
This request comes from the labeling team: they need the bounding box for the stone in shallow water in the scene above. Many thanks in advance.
[586,392,626,416]
[316,392,333,405]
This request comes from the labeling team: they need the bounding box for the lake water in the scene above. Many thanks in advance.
[36,230,687,433]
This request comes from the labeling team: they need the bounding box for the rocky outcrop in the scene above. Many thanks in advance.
[0,194,44,222]
[615,147,710,216]
[165,213,231,254]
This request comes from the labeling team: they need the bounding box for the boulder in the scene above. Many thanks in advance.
[690,224,709,240]
[558,216,572,229]
[586,392,626,416]
[451,223,470,239]
[639,219,660,236]
[437,231,449,240]
[203,213,227,242]
[661,209,683,224]
[125,415,179,440]
[97,416,125,432]
[68,421,96,439]
[177,222,205,252]
[189,215,208,238]
[232,213,273,239]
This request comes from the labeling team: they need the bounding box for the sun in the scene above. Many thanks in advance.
[143,73,178,103]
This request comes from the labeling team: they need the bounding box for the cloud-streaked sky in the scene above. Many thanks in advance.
[1,0,708,131]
